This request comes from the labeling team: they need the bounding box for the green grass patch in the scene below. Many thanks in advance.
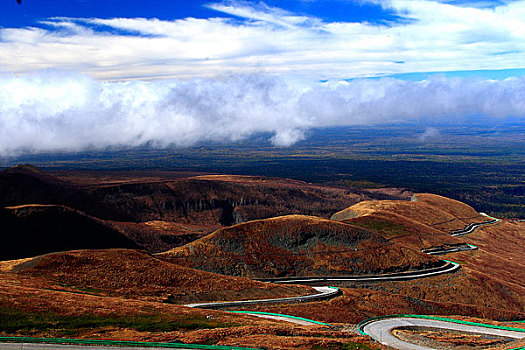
[349,219,406,238]
[55,282,104,295]
[313,342,377,350]
[0,306,233,337]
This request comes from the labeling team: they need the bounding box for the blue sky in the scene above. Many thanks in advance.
[0,0,524,156]
[1,1,401,29]
[2,0,525,80]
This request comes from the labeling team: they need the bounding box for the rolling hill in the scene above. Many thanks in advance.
[0,165,415,256]
[160,215,438,278]
[1,249,314,304]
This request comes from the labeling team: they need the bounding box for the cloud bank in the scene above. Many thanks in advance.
[1,72,524,156]
[1,0,525,80]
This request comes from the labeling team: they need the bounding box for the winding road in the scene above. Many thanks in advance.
[257,261,460,285]
[421,243,477,255]
[450,213,500,237]
[421,213,499,255]
[359,213,517,349]
[185,286,340,309]
[186,261,460,310]
[360,316,525,350]
[1,214,508,350]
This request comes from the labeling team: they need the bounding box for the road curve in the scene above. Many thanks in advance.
[421,212,499,255]
[450,213,500,237]
[185,286,340,309]
[361,316,525,350]
[187,261,460,309]
[228,311,331,326]
[258,261,460,284]
[421,243,477,255]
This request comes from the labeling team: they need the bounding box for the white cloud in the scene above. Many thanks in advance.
[1,1,524,156]
[0,71,523,156]
[418,127,442,141]
[1,0,525,80]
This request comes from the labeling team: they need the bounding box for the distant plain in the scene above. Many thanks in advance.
[3,123,523,218]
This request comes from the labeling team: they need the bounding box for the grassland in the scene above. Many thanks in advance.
[0,306,230,337]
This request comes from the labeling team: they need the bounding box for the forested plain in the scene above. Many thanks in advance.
[2,123,523,218]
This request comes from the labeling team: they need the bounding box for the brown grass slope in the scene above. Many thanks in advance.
[0,249,314,304]
[345,211,464,247]
[305,194,525,323]
[1,249,383,349]
[160,215,437,278]
[334,193,525,291]
[331,193,487,232]
[0,269,375,350]
[0,205,138,261]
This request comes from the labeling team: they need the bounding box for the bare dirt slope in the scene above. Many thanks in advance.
[160,215,437,278]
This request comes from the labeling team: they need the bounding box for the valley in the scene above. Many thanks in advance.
[0,165,524,350]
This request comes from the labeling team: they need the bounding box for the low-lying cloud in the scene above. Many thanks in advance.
[0,71,524,156]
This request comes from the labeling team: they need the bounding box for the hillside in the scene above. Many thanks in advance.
[0,165,128,221]
[0,249,380,349]
[1,166,411,226]
[0,249,314,304]
[0,167,523,349]
[331,193,487,232]
[330,193,525,290]
[0,205,138,260]
[277,193,525,325]
[83,174,411,225]
[0,165,415,255]
[109,220,219,254]
[160,215,437,278]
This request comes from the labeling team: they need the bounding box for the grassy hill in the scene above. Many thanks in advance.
[160,215,437,278]
[0,165,414,256]
[1,249,313,304]
[331,193,487,232]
